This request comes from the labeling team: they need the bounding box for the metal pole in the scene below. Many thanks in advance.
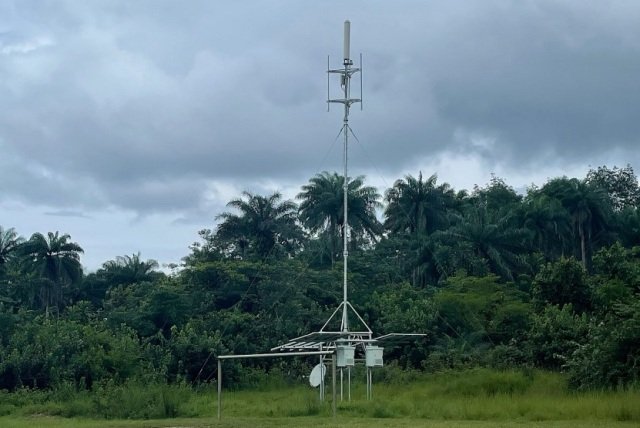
[332,356,337,417]
[366,367,370,400]
[341,66,351,333]
[340,368,343,401]
[217,359,222,420]
[319,353,324,401]
[348,366,351,401]
[218,350,333,360]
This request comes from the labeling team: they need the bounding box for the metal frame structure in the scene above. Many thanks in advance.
[269,19,424,402]
[216,20,425,418]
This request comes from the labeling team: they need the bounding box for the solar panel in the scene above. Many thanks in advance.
[372,333,427,346]
[271,330,375,351]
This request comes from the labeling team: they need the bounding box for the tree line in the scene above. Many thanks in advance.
[1,165,639,391]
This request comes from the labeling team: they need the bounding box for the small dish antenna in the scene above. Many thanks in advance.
[309,363,326,387]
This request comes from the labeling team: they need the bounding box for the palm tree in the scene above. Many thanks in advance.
[384,172,456,235]
[99,252,161,285]
[0,226,24,275]
[522,193,572,259]
[216,191,302,259]
[20,231,84,315]
[297,171,382,263]
[540,177,612,269]
[382,173,457,286]
[439,205,530,281]
[404,233,455,286]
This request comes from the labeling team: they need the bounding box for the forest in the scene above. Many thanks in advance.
[1,164,639,400]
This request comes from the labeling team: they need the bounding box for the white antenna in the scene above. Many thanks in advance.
[343,20,351,61]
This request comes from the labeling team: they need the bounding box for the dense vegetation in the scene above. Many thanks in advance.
[1,164,639,401]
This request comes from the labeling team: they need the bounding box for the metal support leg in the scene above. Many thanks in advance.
[348,367,351,401]
[332,356,336,418]
[364,367,369,400]
[340,368,343,401]
[217,359,222,420]
[319,354,324,401]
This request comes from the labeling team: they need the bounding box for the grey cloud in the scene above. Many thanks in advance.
[424,3,640,163]
[2,1,640,219]
[44,210,91,218]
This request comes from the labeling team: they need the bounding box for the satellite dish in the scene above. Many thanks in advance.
[308,363,326,387]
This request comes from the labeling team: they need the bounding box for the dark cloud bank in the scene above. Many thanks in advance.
[2,1,640,218]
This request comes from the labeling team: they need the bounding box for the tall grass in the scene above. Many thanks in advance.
[0,368,638,422]
[217,368,640,422]
[0,381,194,419]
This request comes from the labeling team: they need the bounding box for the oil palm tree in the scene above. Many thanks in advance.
[99,252,161,286]
[384,172,456,235]
[20,231,84,315]
[216,191,302,259]
[297,171,382,263]
[382,173,457,286]
[541,178,612,269]
[522,193,572,259]
[0,226,24,275]
[439,205,530,281]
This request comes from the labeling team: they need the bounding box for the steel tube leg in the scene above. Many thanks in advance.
[332,356,337,418]
[217,359,222,420]
[348,367,351,401]
[320,355,324,401]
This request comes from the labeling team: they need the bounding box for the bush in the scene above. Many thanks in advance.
[567,301,640,390]
[533,258,591,313]
[486,342,530,369]
[526,304,589,370]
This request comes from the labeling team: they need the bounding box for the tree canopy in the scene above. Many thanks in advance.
[1,165,639,391]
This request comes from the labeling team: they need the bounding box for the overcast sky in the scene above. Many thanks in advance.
[2,1,640,270]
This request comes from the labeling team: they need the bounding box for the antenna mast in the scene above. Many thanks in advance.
[264,21,425,405]
[328,20,362,333]
[217,21,427,412]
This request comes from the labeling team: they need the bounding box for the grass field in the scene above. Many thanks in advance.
[1,369,638,427]
[1,416,639,428]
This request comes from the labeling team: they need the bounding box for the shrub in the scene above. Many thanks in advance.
[567,301,640,390]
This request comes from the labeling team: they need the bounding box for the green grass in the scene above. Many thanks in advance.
[214,368,640,422]
[0,417,638,428]
[0,368,639,427]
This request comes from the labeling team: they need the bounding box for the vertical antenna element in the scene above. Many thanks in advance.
[360,53,363,110]
[344,20,351,62]
[327,56,331,112]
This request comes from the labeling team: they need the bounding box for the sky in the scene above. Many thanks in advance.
[2,1,640,271]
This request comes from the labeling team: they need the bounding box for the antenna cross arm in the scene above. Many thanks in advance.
[328,68,361,75]
[327,98,361,105]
